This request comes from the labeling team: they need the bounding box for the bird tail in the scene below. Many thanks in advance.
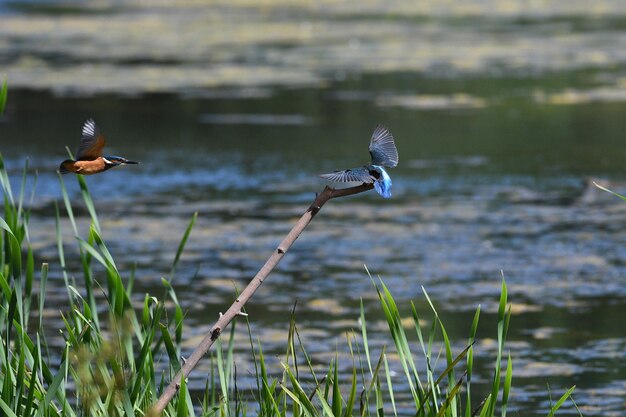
[373,170,392,198]
[58,160,75,174]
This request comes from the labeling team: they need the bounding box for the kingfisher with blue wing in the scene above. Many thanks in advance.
[59,119,139,175]
[319,124,398,198]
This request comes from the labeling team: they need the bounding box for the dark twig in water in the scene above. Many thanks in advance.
[151,183,374,413]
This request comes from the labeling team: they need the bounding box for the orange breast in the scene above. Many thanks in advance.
[73,158,106,175]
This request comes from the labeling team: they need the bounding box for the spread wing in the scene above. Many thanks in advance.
[76,119,106,160]
[368,124,398,168]
[319,167,374,183]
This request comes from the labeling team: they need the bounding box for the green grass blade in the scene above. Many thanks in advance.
[498,278,508,325]
[419,288,441,414]
[316,389,335,417]
[0,74,7,116]
[433,343,472,389]
[76,174,101,233]
[375,280,421,408]
[439,323,458,416]
[15,341,26,413]
[24,247,34,324]
[225,321,237,385]
[465,305,480,417]
[160,323,182,374]
[44,359,68,407]
[363,349,386,407]
[375,376,384,417]
[280,384,312,417]
[344,364,357,417]
[16,158,29,231]
[0,271,10,299]
[77,238,109,271]
[293,321,320,387]
[216,339,230,415]
[89,226,119,272]
[0,398,18,417]
[360,298,373,377]
[0,153,14,204]
[383,353,397,417]
[23,341,39,417]
[121,390,135,417]
[54,201,77,306]
[435,375,465,417]
[259,346,281,417]
[57,173,79,237]
[0,218,22,279]
[281,363,318,417]
[343,334,358,417]
[331,357,342,417]
[132,305,162,400]
[176,370,189,417]
[593,181,626,202]
[414,344,472,417]
[546,386,576,417]
[501,353,513,417]
[485,278,508,417]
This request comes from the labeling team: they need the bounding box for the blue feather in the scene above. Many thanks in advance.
[373,167,392,198]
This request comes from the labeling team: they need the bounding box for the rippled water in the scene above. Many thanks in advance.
[1,1,626,416]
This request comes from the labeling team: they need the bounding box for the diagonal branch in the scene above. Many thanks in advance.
[151,183,374,414]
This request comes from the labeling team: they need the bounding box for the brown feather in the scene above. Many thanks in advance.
[72,158,107,175]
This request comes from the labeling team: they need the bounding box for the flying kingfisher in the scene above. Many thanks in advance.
[59,119,139,175]
[319,124,398,198]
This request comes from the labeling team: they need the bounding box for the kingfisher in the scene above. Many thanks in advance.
[319,124,398,198]
[59,118,139,175]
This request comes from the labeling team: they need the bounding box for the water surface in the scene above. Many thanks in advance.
[1,1,626,416]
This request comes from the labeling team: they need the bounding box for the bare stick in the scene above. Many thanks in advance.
[151,183,374,414]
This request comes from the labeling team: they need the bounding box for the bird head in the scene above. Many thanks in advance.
[103,156,139,167]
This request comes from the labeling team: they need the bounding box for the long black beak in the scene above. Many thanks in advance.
[124,160,140,165]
